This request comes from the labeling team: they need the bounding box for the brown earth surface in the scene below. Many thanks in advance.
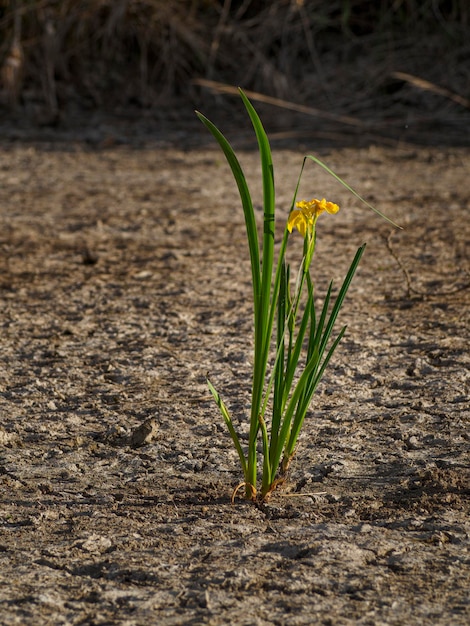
[0,124,469,625]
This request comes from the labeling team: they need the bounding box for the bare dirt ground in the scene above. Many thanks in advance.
[0,124,469,625]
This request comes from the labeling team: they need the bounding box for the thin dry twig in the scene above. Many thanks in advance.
[392,71,470,110]
[231,482,256,504]
[386,231,470,298]
[193,78,365,127]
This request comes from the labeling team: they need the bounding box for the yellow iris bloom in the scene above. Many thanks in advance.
[287,198,340,236]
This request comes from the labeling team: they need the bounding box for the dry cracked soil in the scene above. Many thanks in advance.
[0,121,469,625]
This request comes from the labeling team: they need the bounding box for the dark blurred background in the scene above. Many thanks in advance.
[0,0,469,145]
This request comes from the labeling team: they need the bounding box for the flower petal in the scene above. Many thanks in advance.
[287,210,307,236]
[319,198,340,214]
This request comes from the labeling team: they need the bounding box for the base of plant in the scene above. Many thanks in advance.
[231,476,291,504]
[261,477,286,503]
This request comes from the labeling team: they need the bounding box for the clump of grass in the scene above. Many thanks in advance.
[197,90,399,502]
[0,0,214,111]
[0,0,468,119]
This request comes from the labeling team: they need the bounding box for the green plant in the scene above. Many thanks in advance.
[197,89,399,502]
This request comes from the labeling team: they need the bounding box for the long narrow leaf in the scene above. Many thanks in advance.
[309,280,333,361]
[281,292,312,408]
[259,414,272,494]
[269,346,322,475]
[207,379,248,477]
[319,245,366,357]
[239,90,275,308]
[304,155,402,229]
[238,90,276,491]
[283,247,365,465]
[271,260,288,456]
[197,108,263,495]
[239,90,275,379]
[196,112,261,319]
[284,326,347,460]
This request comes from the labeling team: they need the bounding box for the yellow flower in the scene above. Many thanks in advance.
[287,198,340,236]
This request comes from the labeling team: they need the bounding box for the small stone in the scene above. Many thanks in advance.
[130,417,159,447]
[79,534,113,553]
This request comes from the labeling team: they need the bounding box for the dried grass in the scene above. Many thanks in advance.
[0,0,468,135]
